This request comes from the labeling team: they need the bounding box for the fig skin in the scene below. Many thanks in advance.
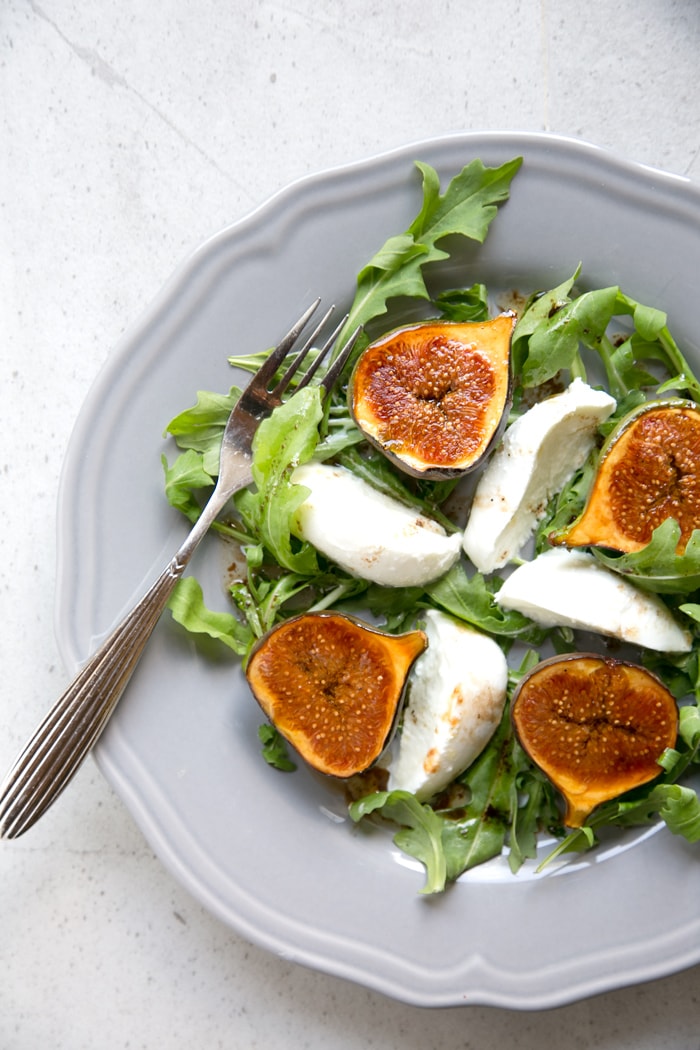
[554,398,700,554]
[245,611,427,779]
[348,314,515,480]
[511,653,678,828]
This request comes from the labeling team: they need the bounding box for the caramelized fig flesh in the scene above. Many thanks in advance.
[349,314,515,479]
[246,612,427,779]
[555,399,700,553]
[511,654,678,827]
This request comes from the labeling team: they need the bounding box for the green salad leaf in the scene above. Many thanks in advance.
[510,268,579,373]
[349,789,448,894]
[520,284,619,389]
[651,784,700,840]
[591,519,700,594]
[161,449,215,523]
[514,272,700,407]
[435,282,490,322]
[337,156,522,348]
[168,576,251,654]
[258,724,297,772]
[235,385,323,574]
[533,453,597,553]
[425,563,547,642]
[437,707,517,878]
[336,445,459,531]
[166,388,239,473]
[349,703,563,893]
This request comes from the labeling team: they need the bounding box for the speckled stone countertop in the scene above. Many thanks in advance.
[3,1,700,1046]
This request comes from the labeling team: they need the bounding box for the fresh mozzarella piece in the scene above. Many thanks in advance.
[462,378,616,573]
[388,609,508,799]
[496,548,692,652]
[291,462,462,587]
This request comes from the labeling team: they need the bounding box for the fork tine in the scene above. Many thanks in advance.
[246,297,322,390]
[271,308,362,401]
[272,303,336,397]
[319,324,363,396]
[294,311,349,391]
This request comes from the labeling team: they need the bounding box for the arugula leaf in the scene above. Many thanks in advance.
[161,450,214,522]
[348,790,448,894]
[508,765,558,873]
[614,292,700,403]
[437,709,516,876]
[337,445,458,531]
[591,518,700,594]
[167,577,251,654]
[435,283,490,322]
[350,706,562,888]
[520,285,619,389]
[617,293,667,341]
[548,781,700,860]
[344,580,423,633]
[258,724,297,772]
[679,702,700,749]
[596,334,659,401]
[337,156,522,347]
[425,562,547,641]
[511,268,579,378]
[410,157,522,244]
[502,703,564,872]
[235,386,324,574]
[514,276,700,411]
[651,783,700,840]
[642,648,700,705]
[314,411,365,461]
[655,326,700,403]
[534,454,597,552]
[230,570,321,642]
[165,388,239,473]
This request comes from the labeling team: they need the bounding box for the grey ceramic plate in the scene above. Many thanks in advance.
[55,132,700,1009]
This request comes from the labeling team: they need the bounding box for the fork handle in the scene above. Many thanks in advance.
[0,452,246,840]
[0,558,187,839]
[0,301,346,838]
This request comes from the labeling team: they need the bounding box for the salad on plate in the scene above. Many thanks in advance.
[159,156,700,894]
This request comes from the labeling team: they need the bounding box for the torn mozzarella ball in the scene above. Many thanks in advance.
[463,378,616,573]
[291,462,462,587]
[496,547,692,652]
[388,609,508,799]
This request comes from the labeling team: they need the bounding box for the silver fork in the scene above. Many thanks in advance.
[0,300,361,840]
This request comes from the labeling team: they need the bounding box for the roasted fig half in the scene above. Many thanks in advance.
[553,399,700,554]
[349,314,515,479]
[511,653,678,827]
[246,611,427,779]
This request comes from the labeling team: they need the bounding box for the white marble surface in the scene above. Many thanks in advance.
[3,0,700,1045]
